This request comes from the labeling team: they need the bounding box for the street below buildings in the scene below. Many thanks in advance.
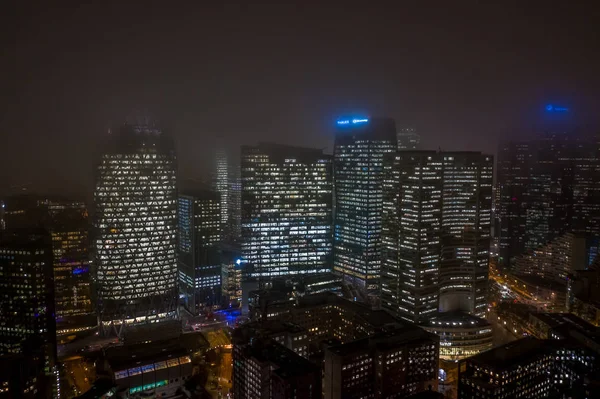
[204,328,233,399]
[62,356,95,398]
[487,309,520,346]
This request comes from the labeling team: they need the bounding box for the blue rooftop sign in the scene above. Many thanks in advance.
[337,118,369,125]
[545,104,569,112]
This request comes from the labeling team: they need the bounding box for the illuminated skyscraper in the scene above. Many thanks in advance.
[178,189,222,314]
[381,151,493,322]
[333,117,397,296]
[397,128,420,150]
[381,151,443,323]
[94,123,178,336]
[241,143,332,278]
[215,149,230,232]
[227,164,242,241]
[438,153,493,317]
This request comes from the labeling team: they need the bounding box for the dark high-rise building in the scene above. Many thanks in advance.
[48,200,94,335]
[382,152,493,322]
[497,132,600,267]
[178,189,222,314]
[438,153,493,317]
[1,195,94,335]
[0,229,56,398]
[397,128,420,150]
[333,117,397,297]
[0,201,5,231]
[241,143,332,278]
[497,141,531,267]
[381,151,443,323]
[94,123,178,336]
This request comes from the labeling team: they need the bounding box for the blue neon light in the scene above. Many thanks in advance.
[545,104,569,112]
[73,267,89,275]
[337,118,369,125]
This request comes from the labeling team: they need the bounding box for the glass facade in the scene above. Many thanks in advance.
[333,118,397,295]
[439,153,493,317]
[215,149,230,231]
[178,190,222,314]
[241,143,332,278]
[94,124,178,333]
[382,151,493,322]
[382,151,443,323]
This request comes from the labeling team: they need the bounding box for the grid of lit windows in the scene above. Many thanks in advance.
[178,191,222,314]
[241,143,332,278]
[94,124,178,329]
[333,118,397,294]
[47,200,94,331]
[439,153,493,317]
[0,232,55,355]
[215,149,230,230]
[381,152,443,323]
[382,151,493,322]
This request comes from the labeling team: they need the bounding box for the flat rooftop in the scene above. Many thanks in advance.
[423,311,491,328]
[294,292,407,329]
[233,320,307,344]
[246,338,319,378]
[105,333,208,370]
[531,313,598,334]
[326,326,435,357]
[466,337,547,370]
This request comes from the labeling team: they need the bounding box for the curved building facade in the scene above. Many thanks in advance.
[421,311,492,361]
[94,124,178,335]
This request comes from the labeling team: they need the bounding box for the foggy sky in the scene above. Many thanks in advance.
[3,1,600,197]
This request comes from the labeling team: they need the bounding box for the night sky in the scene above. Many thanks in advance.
[3,1,600,196]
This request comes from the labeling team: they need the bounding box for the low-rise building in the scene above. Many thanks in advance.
[324,328,439,399]
[98,334,206,397]
[233,336,321,399]
[421,312,492,361]
[458,337,598,399]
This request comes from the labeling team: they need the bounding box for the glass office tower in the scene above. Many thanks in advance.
[178,190,222,314]
[333,117,397,297]
[241,143,332,278]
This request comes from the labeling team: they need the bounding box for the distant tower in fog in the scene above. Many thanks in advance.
[215,149,230,232]
[94,123,178,336]
[397,128,420,150]
[228,164,242,241]
[333,117,397,299]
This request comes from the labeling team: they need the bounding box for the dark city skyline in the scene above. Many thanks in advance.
[3,1,600,196]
